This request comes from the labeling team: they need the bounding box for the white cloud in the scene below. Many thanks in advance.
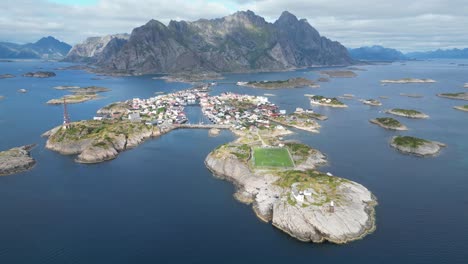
[1,0,467,52]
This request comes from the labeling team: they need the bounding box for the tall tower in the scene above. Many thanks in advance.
[63,98,71,129]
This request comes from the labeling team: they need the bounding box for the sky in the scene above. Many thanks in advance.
[1,0,467,52]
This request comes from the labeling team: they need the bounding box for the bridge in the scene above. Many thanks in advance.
[171,123,232,130]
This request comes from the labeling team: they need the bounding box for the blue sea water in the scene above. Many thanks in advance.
[0,60,467,263]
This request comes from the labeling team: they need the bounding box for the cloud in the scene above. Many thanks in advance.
[1,0,467,52]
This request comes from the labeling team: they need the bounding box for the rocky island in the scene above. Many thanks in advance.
[205,133,377,244]
[385,109,429,119]
[381,78,436,84]
[454,105,468,112]
[309,95,347,108]
[317,77,330,82]
[155,72,224,84]
[400,93,424,98]
[23,71,56,78]
[0,74,15,79]
[0,95,4,100]
[43,87,378,243]
[47,94,100,105]
[0,144,36,176]
[43,120,158,163]
[54,86,110,93]
[320,70,357,78]
[269,110,324,133]
[437,92,468,101]
[48,86,111,104]
[390,136,446,156]
[239,77,319,89]
[370,117,408,130]
[361,99,382,106]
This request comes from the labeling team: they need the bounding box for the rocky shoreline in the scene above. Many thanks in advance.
[43,120,164,163]
[311,101,348,108]
[205,140,377,244]
[454,105,468,112]
[370,118,408,130]
[361,99,382,106]
[385,109,429,119]
[47,94,100,104]
[0,74,15,79]
[23,71,56,78]
[381,78,436,84]
[437,92,468,101]
[240,77,319,89]
[390,136,446,156]
[0,144,36,176]
[320,70,357,78]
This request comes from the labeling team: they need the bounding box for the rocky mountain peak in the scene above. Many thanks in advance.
[66,11,353,73]
[275,11,299,25]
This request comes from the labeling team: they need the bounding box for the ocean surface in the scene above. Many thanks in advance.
[0,60,467,263]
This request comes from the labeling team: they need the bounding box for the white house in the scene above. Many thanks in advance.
[295,107,304,114]
[292,189,304,203]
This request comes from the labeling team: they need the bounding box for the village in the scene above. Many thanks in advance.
[94,87,324,134]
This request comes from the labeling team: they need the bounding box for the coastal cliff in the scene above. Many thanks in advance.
[205,140,377,244]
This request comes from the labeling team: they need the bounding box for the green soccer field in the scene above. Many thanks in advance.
[252,147,294,168]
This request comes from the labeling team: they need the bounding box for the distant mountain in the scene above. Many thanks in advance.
[66,11,353,74]
[348,45,407,61]
[406,48,468,59]
[0,36,72,59]
[64,34,130,63]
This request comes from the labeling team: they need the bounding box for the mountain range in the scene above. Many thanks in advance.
[65,11,353,74]
[406,48,468,59]
[348,45,407,61]
[0,36,71,59]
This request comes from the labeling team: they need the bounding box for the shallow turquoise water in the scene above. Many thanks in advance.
[0,60,467,263]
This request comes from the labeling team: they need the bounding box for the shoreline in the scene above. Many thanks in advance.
[370,119,408,131]
[204,138,377,244]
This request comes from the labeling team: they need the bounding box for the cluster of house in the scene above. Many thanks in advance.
[95,88,295,131]
[199,92,285,129]
[310,97,334,104]
[123,88,209,125]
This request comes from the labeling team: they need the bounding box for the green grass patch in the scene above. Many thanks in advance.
[393,136,429,148]
[392,108,422,116]
[276,170,347,206]
[253,147,294,168]
[441,92,464,96]
[375,117,402,127]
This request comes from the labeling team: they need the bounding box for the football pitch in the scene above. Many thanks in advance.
[252,147,294,168]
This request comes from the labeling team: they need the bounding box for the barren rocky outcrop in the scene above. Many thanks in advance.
[0,144,36,176]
